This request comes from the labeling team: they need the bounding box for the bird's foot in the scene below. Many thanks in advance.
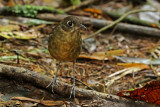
[46,78,57,93]
[69,81,75,99]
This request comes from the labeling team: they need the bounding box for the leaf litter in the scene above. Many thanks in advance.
[0,0,160,106]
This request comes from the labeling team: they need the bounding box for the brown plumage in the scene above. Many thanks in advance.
[48,16,82,61]
[47,16,86,98]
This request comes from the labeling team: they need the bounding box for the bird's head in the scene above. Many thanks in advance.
[61,16,86,33]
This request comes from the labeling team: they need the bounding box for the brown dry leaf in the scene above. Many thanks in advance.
[41,100,65,106]
[150,23,158,28]
[79,49,125,60]
[79,52,108,60]
[8,0,14,6]
[32,65,45,73]
[83,8,102,14]
[31,24,46,31]
[106,49,126,59]
[89,83,105,93]
[12,97,65,106]
[27,52,40,58]
[118,63,150,69]
[117,81,160,105]
[74,98,79,105]
[13,32,37,39]
[0,100,23,107]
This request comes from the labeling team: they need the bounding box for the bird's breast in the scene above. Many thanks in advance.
[48,30,82,61]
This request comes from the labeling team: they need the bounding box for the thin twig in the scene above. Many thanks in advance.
[64,76,95,91]
[135,78,153,86]
[150,57,158,76]
[107,24,118,39]
[85,9,156,40]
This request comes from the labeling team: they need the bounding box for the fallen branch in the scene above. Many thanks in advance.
[0,64,156,106]
[86,9,156,39]
[63,0,97,13]
[0,64,158,107]
[101,8,160,28]
[0,64,110,99]
[36,13,160,38]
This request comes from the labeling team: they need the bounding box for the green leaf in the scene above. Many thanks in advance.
[6,5,65,18]
[0,55,30,61]
[70,0,81,5]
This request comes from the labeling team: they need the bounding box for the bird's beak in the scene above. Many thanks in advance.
[79,24,87,31]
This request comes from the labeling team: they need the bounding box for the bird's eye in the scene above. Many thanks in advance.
[67,21,73,27]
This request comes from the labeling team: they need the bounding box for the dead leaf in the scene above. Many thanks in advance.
[79,49,125,60]
[79,52,108,60]
[12,97,65,106]
[106,49,126,59]
[118,63,149,69]
[41,100,65,106]
[117,81,160,105]
[0,100,23,107]
[83,8,102,14]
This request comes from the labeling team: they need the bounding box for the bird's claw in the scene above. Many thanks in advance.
[69,82,75,99]
[46,78,57,93]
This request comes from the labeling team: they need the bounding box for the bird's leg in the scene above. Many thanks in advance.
[69,60,76,98]
[47,61,61,93]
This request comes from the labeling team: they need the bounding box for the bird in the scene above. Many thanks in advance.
[47,16,86,98]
